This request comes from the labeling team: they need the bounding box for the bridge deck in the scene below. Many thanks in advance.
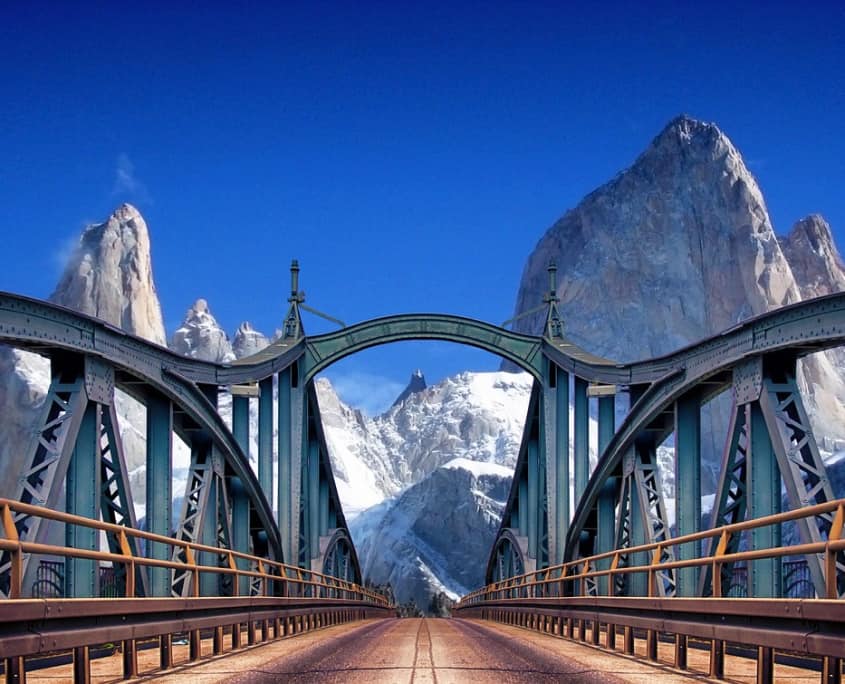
[21,617,822,683]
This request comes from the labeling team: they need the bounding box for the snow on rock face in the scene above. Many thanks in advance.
[170,298,236,363]
[232,321,269,359]
[317,371,601,610]
[314,371,535,514]
[391,369,427,408]
[351,462,511,610]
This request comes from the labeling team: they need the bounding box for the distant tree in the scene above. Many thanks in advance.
[427,591,455,617]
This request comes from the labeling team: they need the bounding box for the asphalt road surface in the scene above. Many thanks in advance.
[225,617,644,683]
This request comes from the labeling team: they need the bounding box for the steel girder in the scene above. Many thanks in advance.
[302,313,545,382]
[489,529,527,586]
[487,382,547,582]
[564,293,845,569]
[5,289,845,596]
[0,355,146,598]
[0,294,283,569]
[703,357,844,598]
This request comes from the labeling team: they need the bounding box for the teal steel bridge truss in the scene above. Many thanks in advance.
[1,261,845,602]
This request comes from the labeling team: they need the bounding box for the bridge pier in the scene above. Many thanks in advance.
[674,390,701,596]
[65,401,100,598]
[146,392,173,597]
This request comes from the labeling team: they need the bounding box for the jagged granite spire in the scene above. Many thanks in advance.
[509,114,845,462]
[232,321,270,359]
[780,214,845,298]
[391,369,427,408]
[170,298,236,363]
[51,203,166,345]
[511,114,799,360]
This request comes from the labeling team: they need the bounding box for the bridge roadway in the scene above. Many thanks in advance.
[22,617,821,683]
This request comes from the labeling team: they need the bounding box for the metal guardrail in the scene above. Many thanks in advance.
[0,498,388,604]
[461,499,845,603]
[456,500,845,683]
[0,498,392,684]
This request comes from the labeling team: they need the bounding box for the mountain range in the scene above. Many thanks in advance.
[1,115,844,611]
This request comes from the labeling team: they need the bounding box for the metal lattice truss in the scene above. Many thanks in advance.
[699,403,749,596]
[171,446,238,597]
[611,446,676,597]
[0,358,142,598]
[759,366,845,598]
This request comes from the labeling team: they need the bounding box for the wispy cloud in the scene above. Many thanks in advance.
[112,153,152,204]
[322,370,406,417]
[51,227,85,276]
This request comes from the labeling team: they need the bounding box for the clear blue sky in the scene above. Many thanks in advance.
[1,2,843,413]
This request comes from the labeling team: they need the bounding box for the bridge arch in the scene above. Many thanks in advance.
[302,314,544,382]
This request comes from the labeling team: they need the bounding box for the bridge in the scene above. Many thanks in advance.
[1,261,844,683]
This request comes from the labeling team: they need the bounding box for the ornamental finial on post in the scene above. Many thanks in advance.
[544,260,564,339]
[282,259,305,340]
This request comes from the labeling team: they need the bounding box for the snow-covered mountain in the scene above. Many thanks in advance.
[311,370,601,608]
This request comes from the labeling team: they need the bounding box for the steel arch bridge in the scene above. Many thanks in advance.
[1,259,845,611]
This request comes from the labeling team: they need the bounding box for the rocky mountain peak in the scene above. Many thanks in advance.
[232,321,270,359]
[780,214,845,299]
[50,203,166,345]
[170,298,235,363]
[391,369,428,408]
[512,115,796,361]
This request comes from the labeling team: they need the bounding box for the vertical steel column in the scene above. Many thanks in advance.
[277,367,292,564]
[517,477,527,537]
[598,396,615,456]
[749,402,781,597]
[232,395,249,456]
[596,395,616,593]
[597,479,617,595]
[230,477,250,596]
[258,377,274,504]
[537,396,548,568]
[527,440,539,561]
[674,391,701,596]
[574,376,589,506]
[146,393,172,597]
[66,402,100,598]
[319,479,330,537]
[555,366,570,564]
[231,394,251,594]
[198,445,219,597]
[308,442,320,564]
[628,463,648,596]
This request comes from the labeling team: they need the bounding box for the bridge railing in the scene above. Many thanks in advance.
[460,498,845,604]
[0,497,389,607]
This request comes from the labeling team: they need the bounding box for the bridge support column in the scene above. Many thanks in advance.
[527,440,539,562]
[749,403,781,597]
[552,366,570,565]
[319,479,329,537]
[674,391,701,596]
[307,440,320,567]
[574,376,589,506]
[596,395,616,594]
[597,478,617,595]
[277,365,303,566]
[66,401,100,598]
[230,477,250,596]
[146,393,173,597]
[258,377,273,504]
[517,478,528,539]
[232,395,251,595]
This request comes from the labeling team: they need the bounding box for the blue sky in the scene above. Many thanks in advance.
[1,2,843,414]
